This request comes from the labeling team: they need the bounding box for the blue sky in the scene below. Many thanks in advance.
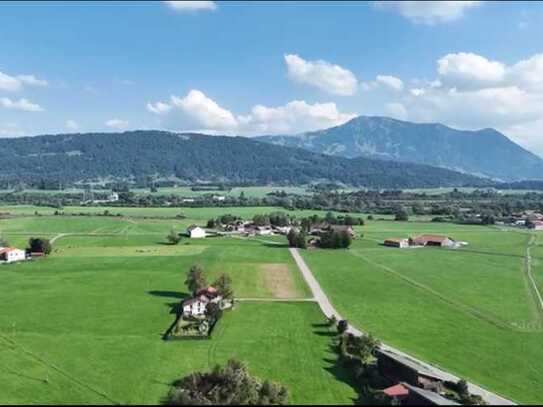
[2,1,543,155]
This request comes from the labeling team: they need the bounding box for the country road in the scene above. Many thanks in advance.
[288,247,516,405]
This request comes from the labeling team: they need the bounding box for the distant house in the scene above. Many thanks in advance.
[255,226,273,236]
[400,383,460,406]
[409,235,455,247]
[384,238,409,248]
[187,225,206,238]
[182,295,211,316]
[529,220,543,231]
[310,224,356,238]
[182,286,223,317]
[0,247,26,263]
[376,348,447,392]
[329,225,356,238]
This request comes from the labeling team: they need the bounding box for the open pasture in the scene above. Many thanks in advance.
[304,220,543,403]
[0,214,357,404]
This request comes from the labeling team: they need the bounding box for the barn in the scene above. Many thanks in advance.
[0,247,26,263]
[187,225,206,239]
[409,235,455,247]
[384,238,409,248]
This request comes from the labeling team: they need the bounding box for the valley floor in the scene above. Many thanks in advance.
[0,206,542,404]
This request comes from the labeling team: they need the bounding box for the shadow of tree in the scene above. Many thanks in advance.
[320,340,361,404]
[148,290,188,299]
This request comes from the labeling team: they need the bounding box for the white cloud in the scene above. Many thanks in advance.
[375,1,480,24]
[240,100,356,134]
[0,123,26,138]
[0,97,44,112]
[437,52,506,89]
[171,89,238,130]
[65,120,79,131]
[410,88,425,96]
[148,89,356,135]
[164,1,217,11]
[17,74,48,87]
[386,102,408,120]
[0,71,22,91]
[376,75,404,91]
[105,119,129,130]
[284,54,358,96]
[146,101,173,115]
[509,53,543,92]
[0,71,48,91]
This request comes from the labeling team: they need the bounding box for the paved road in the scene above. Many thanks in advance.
[289,247,516,405]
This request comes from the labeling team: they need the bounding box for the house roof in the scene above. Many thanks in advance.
[411,234,452,243]
[385,238,407,243]
[401,383,460,405]
[196,286,218,297]
[0,247,21,254]
[187,225,201,231]
[383,384,409,397]
[376,349,448,381]
[182,294,210,306]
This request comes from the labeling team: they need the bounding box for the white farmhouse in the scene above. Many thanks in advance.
[187,225,206,238]
[0,247,26,263]
[182,295,210,316]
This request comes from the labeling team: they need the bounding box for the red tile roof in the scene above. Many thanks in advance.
[411,234,451,244]
[383,384,409,397]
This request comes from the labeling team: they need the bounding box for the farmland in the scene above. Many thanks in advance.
[302,221,543,404]
[1,206,542,404]
[0,212,355,404]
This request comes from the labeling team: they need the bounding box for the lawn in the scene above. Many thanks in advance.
[302,220,543,404]
[0,215,357,405]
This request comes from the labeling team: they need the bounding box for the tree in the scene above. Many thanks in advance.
[185,265,207,296]
[167,229,181,245]
[205,302,222,320]
[394,208,409,222]
[27,237,52,255]
[213,273,233,299]
[337,319,349,334]
[346,333,380,364]
[164,359,289,405]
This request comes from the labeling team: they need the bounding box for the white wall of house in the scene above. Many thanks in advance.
[189,227,206,238]
[1,249,26,263]
[183,300,208,316]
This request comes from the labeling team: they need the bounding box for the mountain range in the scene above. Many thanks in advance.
[259,116,543,181]
[0,130,487,189]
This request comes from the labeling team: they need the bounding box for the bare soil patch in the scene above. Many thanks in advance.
[261,263,299,298]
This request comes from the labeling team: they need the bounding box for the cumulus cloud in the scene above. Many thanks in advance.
[164,1,217,11]
[0,71,48,91]
[0,97,44,112]
[374,1,480,24]
[386,102,408,120]
[437,52,506,89]
[376,75,404,91]
[171,89,238,130]
[65,120,79,131]
[146,101,173,115]
[105,119,129,130]
[147,89,356,135]
[284,54,358,96]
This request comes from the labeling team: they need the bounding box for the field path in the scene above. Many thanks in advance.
[525,234,543,314]
[288,247,516,405]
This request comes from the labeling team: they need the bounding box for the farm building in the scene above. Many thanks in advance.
[376,348,446,392]
[400,383,460,406]
[528,221,543,231]
[187,225,206,238]
[384,238,409,248]
[182,295,211,316]
[329,225,356,238]
[0,247,26,263]
[409,235,455,247]
[181,286,224,317]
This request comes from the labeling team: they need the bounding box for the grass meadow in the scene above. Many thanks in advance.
[1,207,542,403]
[302,221,543,404]
[0,214,355,404]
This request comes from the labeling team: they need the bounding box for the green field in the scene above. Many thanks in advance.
[302,221,543,404]
[2,209,543,404]
[0,214,357,404]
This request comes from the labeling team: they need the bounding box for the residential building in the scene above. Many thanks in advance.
[384,238,409,248]
[409,235,455,247]
[0,247,26,263]
[187,225,206,238]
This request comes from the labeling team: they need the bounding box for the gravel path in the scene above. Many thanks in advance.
[289,247,516,405]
